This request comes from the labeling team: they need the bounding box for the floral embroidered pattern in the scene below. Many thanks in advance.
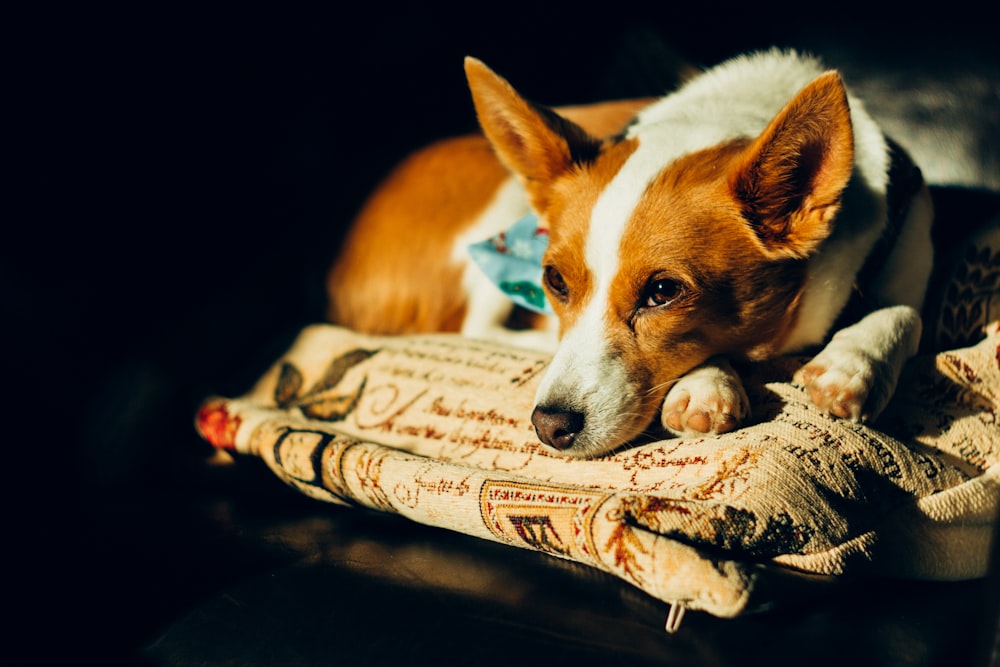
[273,348,379,420]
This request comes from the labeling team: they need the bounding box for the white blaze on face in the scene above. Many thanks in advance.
[532,141,673,454]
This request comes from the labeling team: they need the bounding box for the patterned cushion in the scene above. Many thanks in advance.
[196,220,1000,620]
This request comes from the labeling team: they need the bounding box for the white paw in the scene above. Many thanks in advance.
[793,353,872,421]
[794,342,899,422]
[661,359,749,437]
[794,306,922,422]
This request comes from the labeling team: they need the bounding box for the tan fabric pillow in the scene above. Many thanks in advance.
[196,318,999,620]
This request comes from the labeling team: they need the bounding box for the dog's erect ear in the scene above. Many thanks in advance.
[465,57,601,212]
[729,71,855,260]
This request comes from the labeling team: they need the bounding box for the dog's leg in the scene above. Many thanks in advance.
[661,357,750,437]
[793,304,922,422]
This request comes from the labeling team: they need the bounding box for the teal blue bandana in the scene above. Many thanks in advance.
[468,212,554,315]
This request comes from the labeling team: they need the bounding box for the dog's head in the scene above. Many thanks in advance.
[465,57,855,457]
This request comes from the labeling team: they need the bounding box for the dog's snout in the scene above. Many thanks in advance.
[531,405,584,450]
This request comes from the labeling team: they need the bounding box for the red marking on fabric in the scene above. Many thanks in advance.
[196,401,241,450]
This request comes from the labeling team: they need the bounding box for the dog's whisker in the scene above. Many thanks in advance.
[645,377,681,397]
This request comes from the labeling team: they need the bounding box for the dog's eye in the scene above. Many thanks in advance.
[640,278,683,308]
[544,265,569,300]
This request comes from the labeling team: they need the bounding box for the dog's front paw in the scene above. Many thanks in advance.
[794,306,922,422]
[661,359,750,437]
[794,356,872,421]
[794,342,902,422]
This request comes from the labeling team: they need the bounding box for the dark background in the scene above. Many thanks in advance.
[9,4,998,664]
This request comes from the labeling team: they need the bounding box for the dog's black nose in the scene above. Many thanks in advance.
[531,405,584,450]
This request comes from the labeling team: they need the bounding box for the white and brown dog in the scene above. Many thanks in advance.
[327,48,933,458]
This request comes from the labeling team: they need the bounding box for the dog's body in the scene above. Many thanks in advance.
[328,49,934,458]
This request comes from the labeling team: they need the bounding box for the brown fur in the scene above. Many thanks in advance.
[606,142,813,410]
[327,82,652,334]
[327,134,506,334]
[730,72,855,260]
[612,78,852,404]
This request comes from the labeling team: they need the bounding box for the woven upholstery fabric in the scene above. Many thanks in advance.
[197,314,999,618]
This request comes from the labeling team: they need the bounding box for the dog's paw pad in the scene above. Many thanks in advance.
[662,396,689,432]
[684,410,713,434]
[661,367,748,437]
